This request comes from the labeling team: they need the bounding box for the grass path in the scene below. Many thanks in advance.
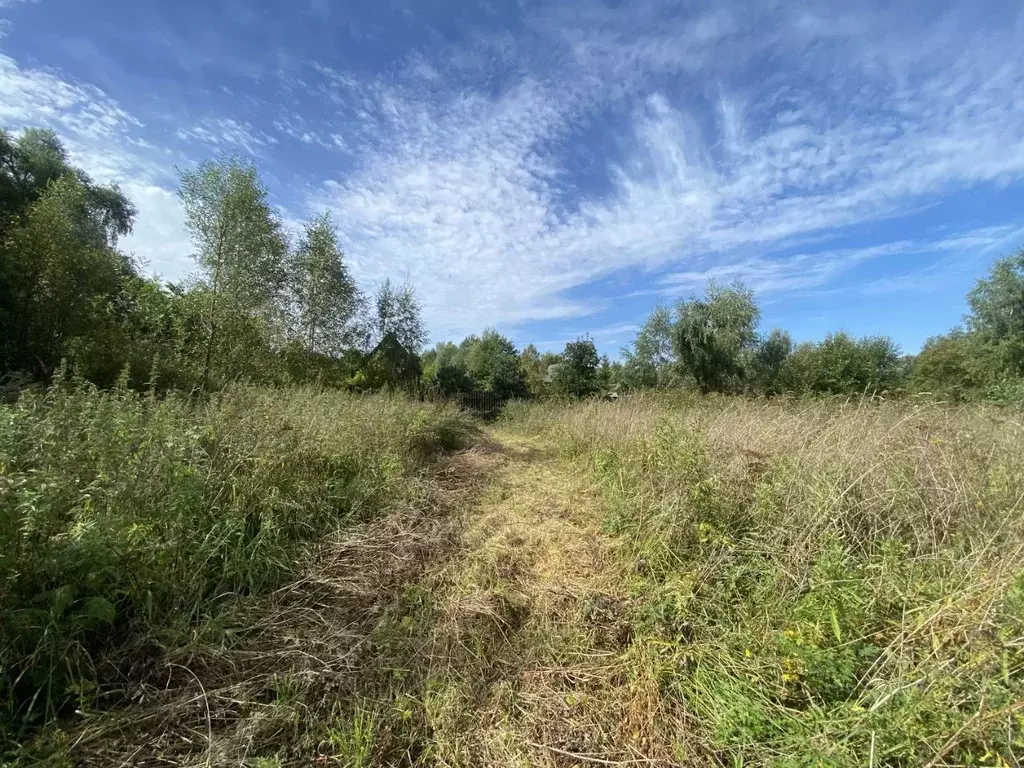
[64,425,679,766]
[384,427,680,766]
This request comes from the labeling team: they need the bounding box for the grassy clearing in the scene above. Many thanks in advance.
[496,395,1024,766]
[0,379,475,760]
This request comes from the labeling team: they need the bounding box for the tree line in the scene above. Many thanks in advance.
[611,257,1024,401]
[419,251,1024,403]
[0,127,427,393]
[2,124,1023,403]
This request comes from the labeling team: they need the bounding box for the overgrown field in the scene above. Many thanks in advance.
[4,391,1024,767]
[495,396,1024,765]
[0,379,474,758]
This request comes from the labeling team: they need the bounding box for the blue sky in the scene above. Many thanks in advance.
[2,0,1024,356]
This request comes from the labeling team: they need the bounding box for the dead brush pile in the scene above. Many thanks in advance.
[501,395,1024,766]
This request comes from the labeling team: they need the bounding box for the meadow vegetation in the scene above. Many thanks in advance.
[2,124,1024,766]
[71,395,1016,767]
[489,396,1024,766]
[0,376,474,758]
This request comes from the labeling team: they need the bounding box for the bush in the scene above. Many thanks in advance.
[551,338,600,398]
[911,330,983,400]
[0,379,473,736]
[782,332,904,395]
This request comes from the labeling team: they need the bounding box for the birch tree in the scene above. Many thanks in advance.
[374,279,427,353]
[179,157,287,387]
[288,212,361,355]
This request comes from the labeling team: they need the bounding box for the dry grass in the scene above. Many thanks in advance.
[45,443,505,767]
[10,392,1024,766]
[304,425,708,767]
[497,395,1024,766]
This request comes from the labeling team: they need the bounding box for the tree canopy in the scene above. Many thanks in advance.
[3,123,1024,406]
[966,250,1024,378]
[289,212,362,356]
[551,338,600,398]
[0,133,138,380]
[672,281,760,393]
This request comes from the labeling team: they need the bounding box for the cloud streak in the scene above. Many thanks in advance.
[298,1,1024,339]
[2,1,1024,345]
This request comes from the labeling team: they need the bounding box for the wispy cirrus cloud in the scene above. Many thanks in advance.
[272,113,346,151]
[2,0,1024,347]
[658,224,1024,298]
[300,1,1024,340]
[0,53,140,139]
[0,48,192,273]
[176,117,277,155]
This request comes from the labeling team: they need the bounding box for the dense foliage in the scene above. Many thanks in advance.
[613,260,1024,402]
[0,131,425,395]
[0,377,473,745]
[0,130,136,384]
[3,124,1024,403]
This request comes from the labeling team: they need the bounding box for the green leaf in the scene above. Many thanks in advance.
[81,596,116,624]
[52,584,76,617]
[829,606,842,643]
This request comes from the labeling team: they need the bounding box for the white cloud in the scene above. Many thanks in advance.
[658,224,1024,298]
[271,114,343,151]
[858,225,1024,296]
[304,2,1024,340]
[0,53,141,138]
[309,77,591,340]
[121,183,192,280]
[176,117,275,155]
[0,52,192,273]
[4,1,1024,346]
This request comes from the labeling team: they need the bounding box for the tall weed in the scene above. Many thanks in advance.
[0,379,473,739]
[503,395,1024,765]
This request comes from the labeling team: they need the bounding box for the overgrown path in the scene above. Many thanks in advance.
[65,426,670,766]
[63,435,504,766]
[384,427,676,766]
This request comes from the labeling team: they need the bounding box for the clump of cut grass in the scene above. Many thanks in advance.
[502,395,1024,766]
[0,376,475,752]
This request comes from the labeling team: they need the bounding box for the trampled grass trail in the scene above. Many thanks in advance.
[60,422,655,767]
[383,426,680,766]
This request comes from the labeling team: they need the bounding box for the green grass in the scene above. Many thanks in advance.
[0,376,474,751]
[499,395,1024,766]
[5,389,1024,766]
